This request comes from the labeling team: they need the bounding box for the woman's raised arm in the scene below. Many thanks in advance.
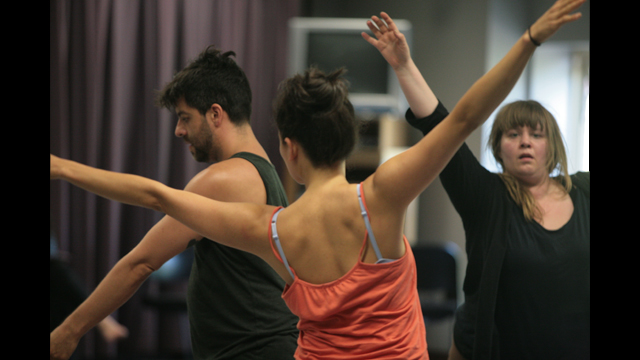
[362,12,438,118]
[366,0,585,211]
[50,154,274,258]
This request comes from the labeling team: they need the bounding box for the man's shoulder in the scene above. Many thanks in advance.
[186,157,266,203]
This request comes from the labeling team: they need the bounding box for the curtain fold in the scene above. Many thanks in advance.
[50,0,300,357]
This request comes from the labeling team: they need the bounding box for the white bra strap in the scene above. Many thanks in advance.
[357,183,386,262]
[271,208,295,279]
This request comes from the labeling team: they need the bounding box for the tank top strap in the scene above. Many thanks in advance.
[270,207,295,279]
[357,183,395,264]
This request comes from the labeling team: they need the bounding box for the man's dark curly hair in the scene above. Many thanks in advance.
[156,45,252,124]
[273,67,358,168]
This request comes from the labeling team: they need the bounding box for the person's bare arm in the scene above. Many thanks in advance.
[50,159,270,360]
[51,155,273,255]
[49,213,198,360]
[362,12,438,118]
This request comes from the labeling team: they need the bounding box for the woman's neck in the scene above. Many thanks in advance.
[302,162,347,193]
[521,174,566,202]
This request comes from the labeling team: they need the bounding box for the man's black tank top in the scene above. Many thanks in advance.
[186,152,298,359]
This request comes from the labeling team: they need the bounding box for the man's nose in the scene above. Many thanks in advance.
[175,120,186,138]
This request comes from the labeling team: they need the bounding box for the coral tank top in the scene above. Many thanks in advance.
[267,183,428,360]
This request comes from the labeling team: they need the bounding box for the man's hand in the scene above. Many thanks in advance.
[50,325,80,360]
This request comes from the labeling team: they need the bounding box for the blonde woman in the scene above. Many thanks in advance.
[364,1,589,359]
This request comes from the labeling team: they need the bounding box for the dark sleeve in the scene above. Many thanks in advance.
[404,101,501,224]
[405,100,450,136]
[571,171,590,198]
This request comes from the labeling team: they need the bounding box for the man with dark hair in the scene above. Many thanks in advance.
[50,46,298,360]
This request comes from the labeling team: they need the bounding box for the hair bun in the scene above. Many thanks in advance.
[298,67,349,114]
[273,66,357,167]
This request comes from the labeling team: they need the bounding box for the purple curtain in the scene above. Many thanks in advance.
[50,0,300,357]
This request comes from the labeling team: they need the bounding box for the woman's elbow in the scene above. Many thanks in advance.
[145,183,173,214]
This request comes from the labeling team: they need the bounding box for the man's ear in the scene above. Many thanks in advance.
[207,104,224,127]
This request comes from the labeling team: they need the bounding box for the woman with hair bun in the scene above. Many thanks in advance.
[50,1,584,358]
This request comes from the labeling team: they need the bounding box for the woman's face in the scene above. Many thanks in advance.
[499,124,549,182]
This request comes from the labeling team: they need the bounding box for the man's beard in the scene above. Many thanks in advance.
[186,120,220,163]
[191,142,212,162]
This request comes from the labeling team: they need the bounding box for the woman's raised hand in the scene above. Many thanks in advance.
[529,0,586,45]
[361,12,410,70]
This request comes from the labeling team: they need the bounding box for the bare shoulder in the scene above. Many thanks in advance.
[185,157,267,204]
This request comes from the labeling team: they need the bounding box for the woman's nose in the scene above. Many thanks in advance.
[519,133,532,147]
